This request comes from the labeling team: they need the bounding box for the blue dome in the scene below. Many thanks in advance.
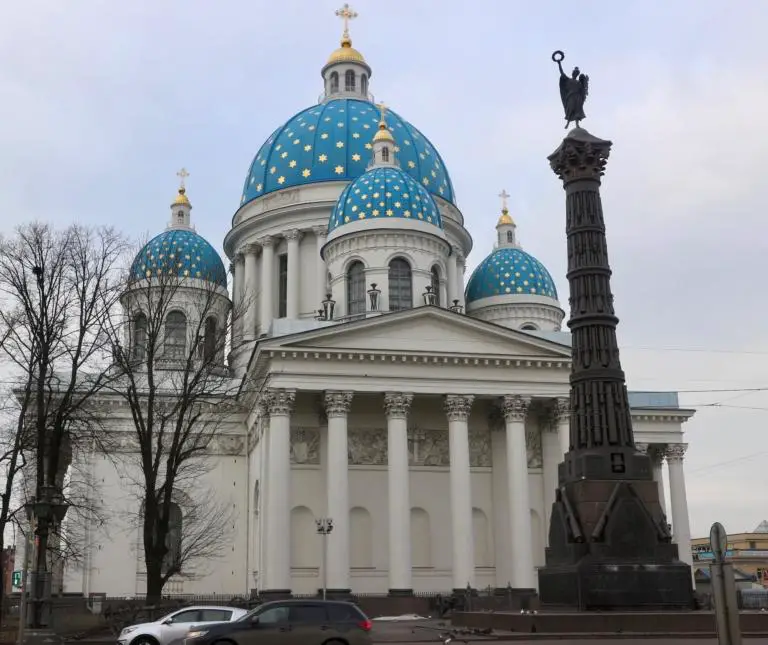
[130,229,227,289]
[465,247,558,302]
[329,166,443,232]
[241,99,455,207]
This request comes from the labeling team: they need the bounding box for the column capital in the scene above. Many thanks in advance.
[285,228,303,242]
[635,442,649,455]
[242,243,260,255]
[265,388,296,416]
[666,443,688,463]
[552,396,570,424]
[259,235,276,249]
[549,129,612,184]
[311,225,328,237]
[384,392,413,419]
[649,444,667,463]
[324,391,353,417]
[501,394,531,423]
[234,251,245,262]
[444,394,474,422]
[228,262,236,275]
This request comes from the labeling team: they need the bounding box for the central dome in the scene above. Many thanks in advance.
[241,99,455,208]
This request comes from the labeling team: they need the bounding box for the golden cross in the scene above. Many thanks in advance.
[498,189,510,211]
[177,167,189,190]
[335,3,358,39]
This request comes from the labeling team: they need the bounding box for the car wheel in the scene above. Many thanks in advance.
[132,637,159,645]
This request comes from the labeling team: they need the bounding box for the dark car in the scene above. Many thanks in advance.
[183,599,373,645]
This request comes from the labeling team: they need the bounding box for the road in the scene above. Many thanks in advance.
[369,618,768,644]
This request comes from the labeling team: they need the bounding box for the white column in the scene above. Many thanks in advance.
[324,390,353,592]
[540,425,560,544]
[384,392,413,594]
[455,251,466,307]
[313,226,328,306]
[502,395,536,589]
[263,388,295,593]
[259,236,275,334]
[554,397,570,457]
[232,253,244,343]
[447,246,458,305]
[285,229,302,319]
[490,419,512,587]
[650,445,668,516]
[242,247,258,341]
[667,443,694,577]
[444,394,475,591]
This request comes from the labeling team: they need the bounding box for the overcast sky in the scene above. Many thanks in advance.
[1,0,766,539]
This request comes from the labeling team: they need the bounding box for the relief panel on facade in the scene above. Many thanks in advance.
[348,428,388,465]
[408,428,449,467]
[526,426,543,468]
[469,427,492,467]
[290,427,320,464]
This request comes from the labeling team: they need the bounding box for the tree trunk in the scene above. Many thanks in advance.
[145,559,164,606]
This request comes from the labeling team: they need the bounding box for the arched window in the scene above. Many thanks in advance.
[347,261,366,317]
[165,311,187,358]
[177,211,184,223]
[361,74,368,96]
[430,266,441,306]
[506,230,514,243]
[203,317,217,362]
[344,70,355,92]
[132,313,147,360]
[388,258,412,312]
[381,147,390,162]
[520,323,538,331]
[330,72,339,93]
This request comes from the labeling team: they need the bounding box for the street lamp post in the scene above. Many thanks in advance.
[25,485,68,631]
[315,517,333,600]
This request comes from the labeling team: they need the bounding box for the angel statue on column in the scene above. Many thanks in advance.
[552,50,589,129]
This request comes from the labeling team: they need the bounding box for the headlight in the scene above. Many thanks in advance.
[186,631,208,639]
[121,627,138,636]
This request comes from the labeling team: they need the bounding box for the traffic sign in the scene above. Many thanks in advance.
[12,570,21,588]
[710,522,728,563]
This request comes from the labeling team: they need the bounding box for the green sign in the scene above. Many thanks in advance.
[12,571,21,588]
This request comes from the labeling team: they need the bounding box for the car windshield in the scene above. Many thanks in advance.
[238,608,259,622]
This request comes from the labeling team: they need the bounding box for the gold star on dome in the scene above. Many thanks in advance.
[289,160,297,168]
[352,132,360,139]
[278,176,286,184]
[407,161,416,168]
[281,151,288,158]
[336,141,344,148]
[334,165,344,174]
[270,166,277,174]
[386,209,393,216]
[319,154,328,162]
[304,144,312,151]
[352,153,361,161]
[302,168,311,177]
[321,133,329,139]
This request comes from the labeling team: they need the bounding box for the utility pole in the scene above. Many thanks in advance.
[315,518,333,600]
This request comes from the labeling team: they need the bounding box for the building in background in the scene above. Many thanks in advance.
[692,520,768,588]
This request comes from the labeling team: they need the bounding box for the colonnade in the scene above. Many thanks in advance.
[229,230,468,339]
[255,387,693,595]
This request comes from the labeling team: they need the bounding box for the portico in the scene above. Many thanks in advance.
[243,307,695,596]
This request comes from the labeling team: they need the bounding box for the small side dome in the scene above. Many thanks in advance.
[130,229,227,288]
[466,247,558,301]
[328,166,443,232]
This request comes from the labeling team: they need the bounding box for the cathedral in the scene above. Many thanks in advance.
[58,7,696,598]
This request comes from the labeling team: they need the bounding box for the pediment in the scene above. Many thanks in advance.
[270,309,570,359]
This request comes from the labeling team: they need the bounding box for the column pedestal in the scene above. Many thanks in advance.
[262,388,295,596]
[445,395,475,592]
[324,391,354,594]
[385,393,414,596]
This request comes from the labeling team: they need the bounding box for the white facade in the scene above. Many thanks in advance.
[55,14,697,597]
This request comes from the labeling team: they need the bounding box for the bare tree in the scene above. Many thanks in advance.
[103,244,246,603]
[0,223,126,626]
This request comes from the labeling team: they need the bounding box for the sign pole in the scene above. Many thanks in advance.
[709,522,742,645]
[17,529,31,645]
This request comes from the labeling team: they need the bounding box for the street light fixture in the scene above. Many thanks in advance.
[315,517,333,600]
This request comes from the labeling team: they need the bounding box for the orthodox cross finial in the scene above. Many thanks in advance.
[335,3,358,40]
[499,189,510,212]
[176,167,190,191]
[378,101,388,125]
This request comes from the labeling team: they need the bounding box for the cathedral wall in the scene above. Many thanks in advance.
[64,431,248,597]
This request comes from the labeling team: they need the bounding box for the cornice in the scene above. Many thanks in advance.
[631,409,695,423]
[262,347,572,370]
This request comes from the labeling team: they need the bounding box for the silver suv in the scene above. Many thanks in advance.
[117,605,248,645]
